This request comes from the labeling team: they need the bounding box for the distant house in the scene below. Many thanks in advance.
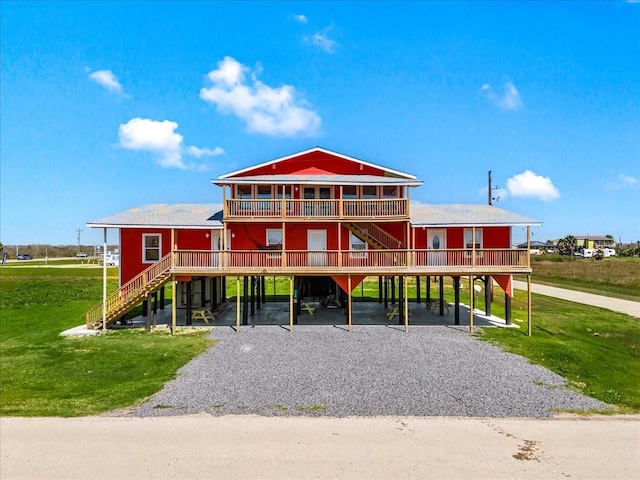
[515,240,554,255]
[86,147,541,332]
[575,236,616,249]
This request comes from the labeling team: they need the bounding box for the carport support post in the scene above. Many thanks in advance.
[398,276,404,326]
[404,276,409,332]
[289,276,294,331]
[235,277,241,332]
[250,276,255,316]
[348,275,352,333]
[469,275,474,333]
[505,293,512,325]
[378,276,383,303]
[171,277,177,334]
[527,274,532,336]
[242,276,249,325]
[453,276,460,326]
[102,228,107,333]
[439,276,444,316]
[484,276,491,316]
[426,277,431,303]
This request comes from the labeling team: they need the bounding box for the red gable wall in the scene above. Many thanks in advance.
[232,150,389,177]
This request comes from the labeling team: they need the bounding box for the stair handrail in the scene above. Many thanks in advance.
[350,222,404,250]
[85,253,173,328]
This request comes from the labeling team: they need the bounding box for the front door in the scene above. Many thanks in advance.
[307,229,327,266]
[427,229,446,265]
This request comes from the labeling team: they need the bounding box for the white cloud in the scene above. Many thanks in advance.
[310,25,338,53]
[118,117,224,169]
[89,69,123,93]
[293,14,308,24]
[200,56,321,136]
[506,170,559,202]
[481,82,522,111]
[606,173,639,190]
[185,146,225,158]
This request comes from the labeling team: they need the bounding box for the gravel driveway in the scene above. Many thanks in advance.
[135,325,608,418]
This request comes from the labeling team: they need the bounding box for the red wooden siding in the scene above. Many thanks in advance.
[231,151,389,177]
[120,228,213,284]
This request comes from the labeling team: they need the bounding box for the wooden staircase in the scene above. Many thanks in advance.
[346,222,404,250]
[84,254,173,330]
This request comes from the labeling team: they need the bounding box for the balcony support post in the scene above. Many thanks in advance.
[469,275,474,333]
[378,276,383,303]
[383,276,388,310]
[484,276,492,317]
[236,277,240,332]
[289,276,294,331]
[398,275,404,326]
[403,276,409,332]
[453,276,460,326]
[243,276,249,326]
[527,274,532,336]
[439,276,445,316]
[416,276,421,304]
[171,276,177,334]
[348,275,352,333]
[505,293,512,325]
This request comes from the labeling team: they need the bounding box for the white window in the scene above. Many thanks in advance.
[266,229,283,257]
[350,232,367,258]
[464,229,482,257]
[143,234,161,263]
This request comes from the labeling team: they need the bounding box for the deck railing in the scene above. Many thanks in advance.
[225,198,408,220]
[171,248,529,273]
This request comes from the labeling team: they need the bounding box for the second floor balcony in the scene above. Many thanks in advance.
[225,198,409,221]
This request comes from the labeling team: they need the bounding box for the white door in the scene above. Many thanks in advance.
[307,229,327,266]
[427,229,446,266]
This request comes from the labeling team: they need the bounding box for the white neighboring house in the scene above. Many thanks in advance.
[105,252,120,267]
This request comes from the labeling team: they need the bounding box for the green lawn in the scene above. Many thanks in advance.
[479,292,640,413]
[0,266,211,416]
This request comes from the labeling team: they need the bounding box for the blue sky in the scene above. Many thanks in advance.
[2,1,639,247]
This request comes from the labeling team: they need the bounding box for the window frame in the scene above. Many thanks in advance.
[142,233,162,263]
[349,232,368,259]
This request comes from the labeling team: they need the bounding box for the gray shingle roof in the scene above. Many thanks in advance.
[87,202,540,229]
[87,204,223,229]
[409,204,541,227]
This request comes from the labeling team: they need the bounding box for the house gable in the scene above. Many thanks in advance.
[218,147,417,179]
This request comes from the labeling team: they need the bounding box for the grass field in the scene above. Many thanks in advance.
[529,256,640,301]
[0,265,211,416]
[1,260,638,416]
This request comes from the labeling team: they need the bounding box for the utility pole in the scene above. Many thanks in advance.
[488,170,500,205]
[76,228,83,253]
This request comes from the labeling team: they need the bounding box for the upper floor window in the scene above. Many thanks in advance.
[464,229,482,250]
[236,185,251,199]
[342,186,357,199]
[361,186,377,199]
[382,186,398,198]
[143,234,161,263]
[257,185,272,199]
[276,186,292,199]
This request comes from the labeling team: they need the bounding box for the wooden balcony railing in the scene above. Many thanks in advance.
[171,248,530,274]
[225,198,408,220]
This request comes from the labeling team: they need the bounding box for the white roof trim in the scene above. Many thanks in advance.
[217,147,417,181]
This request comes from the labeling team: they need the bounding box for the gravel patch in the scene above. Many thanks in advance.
[134,325,609,418]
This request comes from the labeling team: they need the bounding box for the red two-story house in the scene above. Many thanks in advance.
[87,147,539,333]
